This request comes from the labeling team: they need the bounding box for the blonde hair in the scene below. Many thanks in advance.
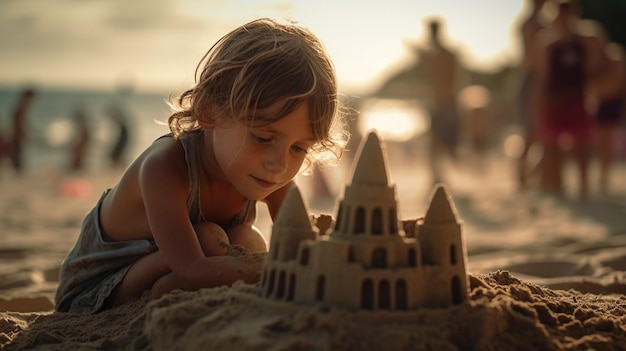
[168,18,348,166]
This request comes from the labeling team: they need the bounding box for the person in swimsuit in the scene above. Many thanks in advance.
[7,88,36,173]
[415,18,461,184]
[584,24,625,194]
[55,18,349,314]
[533,0,597,199]
[517,0,547,189]
[68,106,91,172]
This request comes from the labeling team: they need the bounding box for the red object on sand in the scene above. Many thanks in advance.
[59,179,92,198]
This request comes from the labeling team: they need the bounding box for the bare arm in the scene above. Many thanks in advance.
[588,43,625,100]
[532,29,551,126]
[138,143,258,290]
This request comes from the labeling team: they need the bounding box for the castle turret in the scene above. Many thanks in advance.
[350,131,390,187]
[418,184,468,306]
[423,185,459,225]
[269,185,316,262]
[331,131,399,240]
[419,185,461,265]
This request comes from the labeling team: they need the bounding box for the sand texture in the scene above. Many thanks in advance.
[1,271,625,351]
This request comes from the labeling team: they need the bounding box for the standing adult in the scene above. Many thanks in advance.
[416,18,461,184]
[517,0,548,189]
[69,106,92,172]
[106,99,131,169]
[8,88,36,173]
[584,26,625,194]
[534,0,598,199]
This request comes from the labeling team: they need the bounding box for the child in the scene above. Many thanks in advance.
[55,18,348,314]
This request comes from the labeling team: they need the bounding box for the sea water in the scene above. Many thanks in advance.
[0,86,172,175]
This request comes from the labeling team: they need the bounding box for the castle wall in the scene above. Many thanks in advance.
[418,223,461,265]
[263,237,451,311]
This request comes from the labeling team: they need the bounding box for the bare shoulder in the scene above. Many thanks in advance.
[138,136,189,192]
[116,136,187,191]
[140,136,186,173]
[100,135,189,240]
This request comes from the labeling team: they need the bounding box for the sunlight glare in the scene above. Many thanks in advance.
[45,119,73,147]
[359,99,428,142]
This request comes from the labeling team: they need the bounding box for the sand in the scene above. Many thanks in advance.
[2,271,625,350]
[2,148,626,350]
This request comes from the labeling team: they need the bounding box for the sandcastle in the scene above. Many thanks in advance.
[260,130,469,311]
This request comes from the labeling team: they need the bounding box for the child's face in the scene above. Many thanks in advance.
[210,101,316,200]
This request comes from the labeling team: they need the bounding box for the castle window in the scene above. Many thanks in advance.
[372,248,387,268]
[300,247,310,266]
[361,279,374,310]
[267,269,276,297]
[372,207,383,235]
[316,275,325,301]
[378,280,391,309]
[408,248,417,267]
[354,207,366,234]
[450,244,457,265]
[451,275,463,305]
[396,280,408,310]
[287,273,296,301]
[348,246,356,262]
[276,271,286,299]
[389,207,398,234]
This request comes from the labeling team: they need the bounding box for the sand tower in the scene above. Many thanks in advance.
[261,130,469,311]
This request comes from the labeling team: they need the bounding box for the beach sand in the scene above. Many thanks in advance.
[2,147,626,350]
[2,272,625,350]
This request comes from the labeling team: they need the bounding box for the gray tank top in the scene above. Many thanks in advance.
[159,132,257,226]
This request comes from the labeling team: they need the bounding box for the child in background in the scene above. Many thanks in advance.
[55,18,348,314]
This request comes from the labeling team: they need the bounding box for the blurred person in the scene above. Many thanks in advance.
[585,29,625,194]
[54,18,348,314]
[106,100,131,169]
[0,128,6,174]
[8,88,36,173]
[533,0,599,199]
[69,106,92,172]
[458,85,493,159]
[517,0,548,189]
[415,18,461,184]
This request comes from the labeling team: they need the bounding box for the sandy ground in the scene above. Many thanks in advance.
[1,145,626,350]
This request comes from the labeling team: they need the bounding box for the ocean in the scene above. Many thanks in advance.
[0,86,174,175]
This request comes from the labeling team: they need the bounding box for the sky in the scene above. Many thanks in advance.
[0,0,529,95]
